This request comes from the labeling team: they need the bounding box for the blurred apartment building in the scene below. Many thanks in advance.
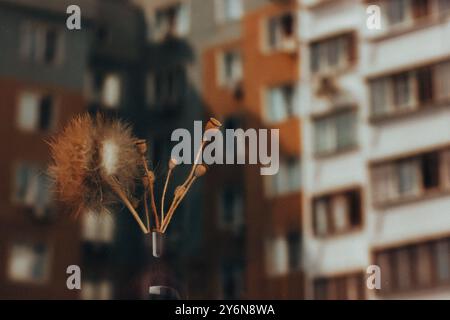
[0,0,93,299]
[201,0,303,299]
[300,0,450,299]
[0,0,162,299]
[134,0,304,299]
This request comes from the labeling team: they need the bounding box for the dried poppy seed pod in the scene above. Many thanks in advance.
[174,186,186,198]
[147,170,155,184]
[168,158,178,170]
[194,164,208,178]
[135,139,147,156]
[204,118,222,132]
[142,176,149,188]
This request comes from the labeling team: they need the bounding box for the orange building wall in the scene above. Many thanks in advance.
[0,77,86,299]
[201,1,304,299]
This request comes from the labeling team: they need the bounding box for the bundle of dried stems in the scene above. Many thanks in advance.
[48,113,221,237]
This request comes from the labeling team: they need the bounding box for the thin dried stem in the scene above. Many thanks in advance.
[148,181,160,231]
[143,189,151,231]
[161,176,197,233]
[161,168,173,223]
[139,152,160,231]
[107,177,149,234]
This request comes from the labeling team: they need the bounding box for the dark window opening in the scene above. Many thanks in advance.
[417,67,434,105]
[221,262,243,300]
[281,13,294,36]
[348,190,361,227]
[412,0,430,19]
[421,152,440,189]
[313,273,365,300]
[39,95,53,131]
[287,232,301,271]
[314,278,328,300]
[313,189,362,237]
[44,29,58,64]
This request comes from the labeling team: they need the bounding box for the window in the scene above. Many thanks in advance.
[434,61,450,102]
[220,261,243,299]
[154,3,190,40]
[17,92,55,132]
[218,187,244,233]
[266,13,295,51]
[101,74,121,109]
[267,157,301,196]
[395,247,413,290]
[392,72,414,110]
[20,22,63,65]
[386,0,412,26]
[386,0,433,26]
[219,50,243,87]
[8,242,50,283]
[149,65,187,108]
[223,116,244,158]
[81,280,113,300]
[287,232,301,271]
[441,149,450,189]
[315,199,329,236]
[421,152,440,189]
[371,149,449,205]
[310,33,354,74]
[416,243,433,286]
[215,0,243,23]
[436,240,450,282]
[332,195,350,232]
[413,0,431,18]
[313,273,365,300]
[313,189,362,237]
[14,163,52,218]
[417,66,434,104]
[265,236,288,276]
[374,237,450,295]
[82,211,115,244]
[397,159,420,197]
[265,84,297,123]
[439,0,450,13]
[370,78,391,117]
[370,60,450,118]
[377,251,392,292]
[314,109,357,155]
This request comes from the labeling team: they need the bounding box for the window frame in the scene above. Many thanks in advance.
[313,107,358,157]
[370,146,450,207]
[312,187,363,238]
[264,82,298,124]
[7,241,52,285]
[19,21,65,66]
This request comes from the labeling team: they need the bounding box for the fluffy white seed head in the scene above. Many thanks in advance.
[101,139,120,176]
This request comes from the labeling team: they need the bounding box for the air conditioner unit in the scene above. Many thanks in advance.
[314,74,339,98]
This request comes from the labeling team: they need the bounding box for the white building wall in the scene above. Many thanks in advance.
[299,0,450,300]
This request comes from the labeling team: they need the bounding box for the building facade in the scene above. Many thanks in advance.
[300,0,450,299]
[0,0,93,299]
